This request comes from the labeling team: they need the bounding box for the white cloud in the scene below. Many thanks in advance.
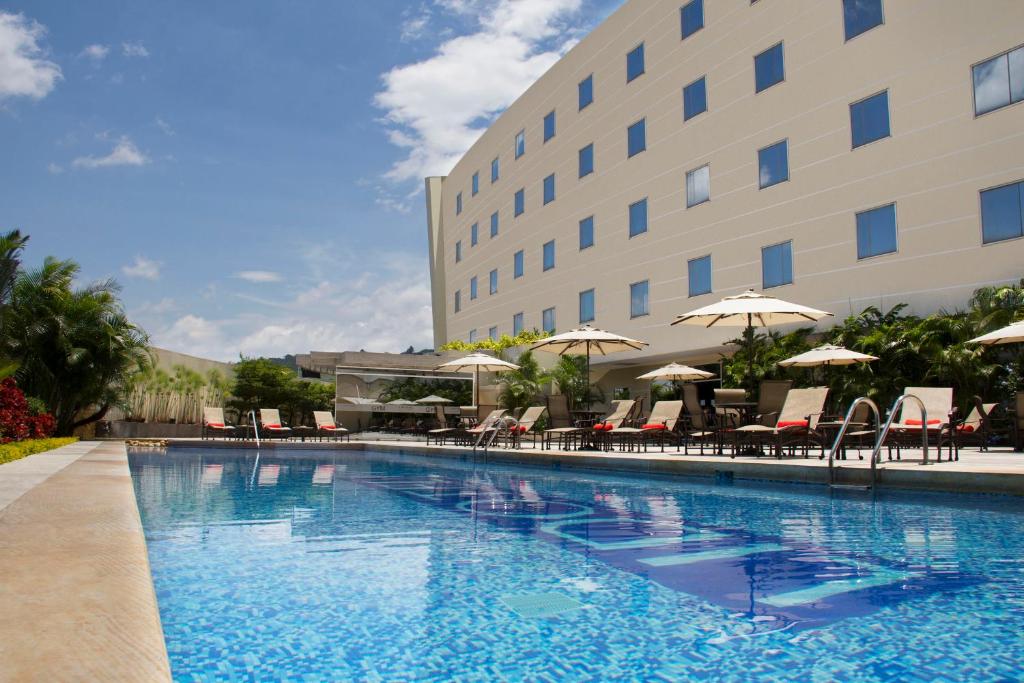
[121,41,149,58]
[374,0,584,184]
[122,255,161,280]
[400,5,432,42]
[235,270,283,283]
[79,43,109,62]
[72,136,149,169]
[0,11,62,101]
[46,162,62,174]
[155,116,174,135]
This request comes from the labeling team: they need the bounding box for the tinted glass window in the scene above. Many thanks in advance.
[491,157,499,183]
[981,181,1024,244]
[515,130,525,158]
[850,91,890,148]
[470,276,478,300]
[579,75,594,110]
[629,199,648,238]
[470,223,478,246]
[630,280,650,318]
[542,307,556,333]
[688,255,712,297]
[754,43,785,93]
[543,173,556,204]
[579,289,595,323]
[683,76,707,121]
[513,250,524,278]
[627,44,645,82]
[758,140,789,189]
[456,191,462,215]
[468,329,476,343]
[455,240,462,263]
[973,47,1024,116]
[627,119,646,157]
[579,143,594,177]
[855,203,898,258]
[514,188,525,216]
[489,326,498,340]
[489,269,498,295]
[686,165,710,207]
[490,211,499,237]
[680,0,704,39]
[762,241,793,288]
[513,312,524,335]
[543,240,555,270]
[471,172,479,196]
[454,290,461,313]
[579,216,594,249]
[543,111,556,142]
[842,0,884,41]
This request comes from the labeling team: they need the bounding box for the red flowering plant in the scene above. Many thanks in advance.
[0,378,56,443]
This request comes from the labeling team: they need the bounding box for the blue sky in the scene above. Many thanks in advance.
[0,0,620,361]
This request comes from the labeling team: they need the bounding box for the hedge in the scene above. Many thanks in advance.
[0,437,79,465]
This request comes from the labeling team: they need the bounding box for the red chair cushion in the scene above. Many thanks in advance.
[518,425,528,433]
[905,419,941,426]
[777,420,808,428]
[264,423,282,429]
[957,424,976,433]
[206,422,224,428]
[642,423,667,430]
[320,425,337,430]
[593,423,609,431]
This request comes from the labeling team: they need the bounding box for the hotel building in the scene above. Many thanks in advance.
[425,0,1024,390]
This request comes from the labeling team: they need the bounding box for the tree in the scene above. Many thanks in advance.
[0,230,29,378]
[497,350,543,413]
[2,257,151,435]
[228,357,297,417]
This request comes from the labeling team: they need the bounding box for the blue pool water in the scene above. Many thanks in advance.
[130,448,1024,681]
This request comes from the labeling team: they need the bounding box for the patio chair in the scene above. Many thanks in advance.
[202,407,236,439]
[942,397,997,459]
[542,395,587,450]
[731,387,830,458]
[755,380,792,426]
[885,387,956,461]
[313,411,350,442]
[714,388,747,429]
[610,401,684,452]
[429,409,506,445]
[590,399,639,450]
[259,408,293,439]
[1015,392,1024,452]
[681,384,718,454]
[512,406,547,449]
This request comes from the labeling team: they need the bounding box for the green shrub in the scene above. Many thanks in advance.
[0,437,78,465]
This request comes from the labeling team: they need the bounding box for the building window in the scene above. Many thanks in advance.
[687,255,712,297]
[758,140,789,189]
[455,240,462,263]
[973,46,1024,116]
[490,211,499,238]
[515,129,525,159]
[456,191,463,215]
[491,156,500,183]
[627,118,646,157]
[489,268,498,295]
[683,76,707,121]
[544,110,556,142]
[470,276,478,300]
[850,90,890,148]
[627,43,645,82]
[754,42,785,93]
[513,312,524,335]
[513,250,524,278]
[579,216,595,250]
[579,74,594,110]
[470,222,478,246]
[686,164,710,207]
[469,329,477,343]
[514,188,525,216]
[680,0,703,40]
[981,180,1024,244]
[843,0,884,41]
[454,289,461,313]
[629,198,648,238]
[542,307,556,333]
[856,203,898,259]
[630,280,649,318]
[488,326,498,340]
[542,240,555,271]
[762,241,793,289]
[543,173,556,204]
[579,288,595,323]
[471,172,479,196]
[579,143,594,177]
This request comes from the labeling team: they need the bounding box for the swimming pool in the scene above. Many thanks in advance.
[130,448,1024,681]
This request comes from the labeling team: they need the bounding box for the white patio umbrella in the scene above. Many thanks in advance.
[671,289,833,392]
[415,394,453,404]
[778,345,878,367]
[969,320,1024,346]
[435,353,520,408]
[386,399,418,405]
[636,362,715,400]
[530,324,648,409]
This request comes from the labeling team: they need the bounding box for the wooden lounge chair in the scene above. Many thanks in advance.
[512,406,547,448]
[313,411,350,442]
[259,408,293,439]
[731,387,829,458]
[610,400,684,452]
[202,407,236,439]
[681,384,718,454]
[885,387,956,461]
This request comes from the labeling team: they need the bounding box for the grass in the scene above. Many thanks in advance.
[0,437,79,465]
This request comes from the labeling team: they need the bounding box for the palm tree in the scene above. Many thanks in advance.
[0,230,28,378]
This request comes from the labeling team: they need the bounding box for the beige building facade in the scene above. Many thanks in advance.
[426,0,1024,375]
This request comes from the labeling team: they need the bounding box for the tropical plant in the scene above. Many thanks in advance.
[439,329,551,355]
[228,357,299,417]
[0,230,29,378]
[721,327,815,394]
[497,350,543,413]
[544,355,604,410]
[376,377,472,405]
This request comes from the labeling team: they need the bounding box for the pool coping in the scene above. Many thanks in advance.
[0,440,172,682]
[163,439,1024,497]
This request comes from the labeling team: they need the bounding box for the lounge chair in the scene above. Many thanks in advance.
[429,409,506,445]
[610,400,684,452]
[714,388,747,429]
[884,387,956,461]
[755,380,792,426]
[512,406,547,449]
[942,397,997,459]
[589,399,639,450]
[681,384,718,454]
[202,407,236,439]
[1015,392,1024,452]
[464,409,509,446]
[259,408,293,439]
[731,387,830,458]
[313,411,350,442]
[542,395,587,450]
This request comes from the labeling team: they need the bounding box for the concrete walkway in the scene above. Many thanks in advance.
[0,441,171,682]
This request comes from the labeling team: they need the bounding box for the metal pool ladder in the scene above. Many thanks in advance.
[475,416,516,454]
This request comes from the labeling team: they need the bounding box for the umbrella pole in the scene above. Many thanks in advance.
[586,343,592,411]
[746,313,754,397]
[474,366,479,412]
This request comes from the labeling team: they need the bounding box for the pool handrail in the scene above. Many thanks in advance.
[827,397,881,486]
